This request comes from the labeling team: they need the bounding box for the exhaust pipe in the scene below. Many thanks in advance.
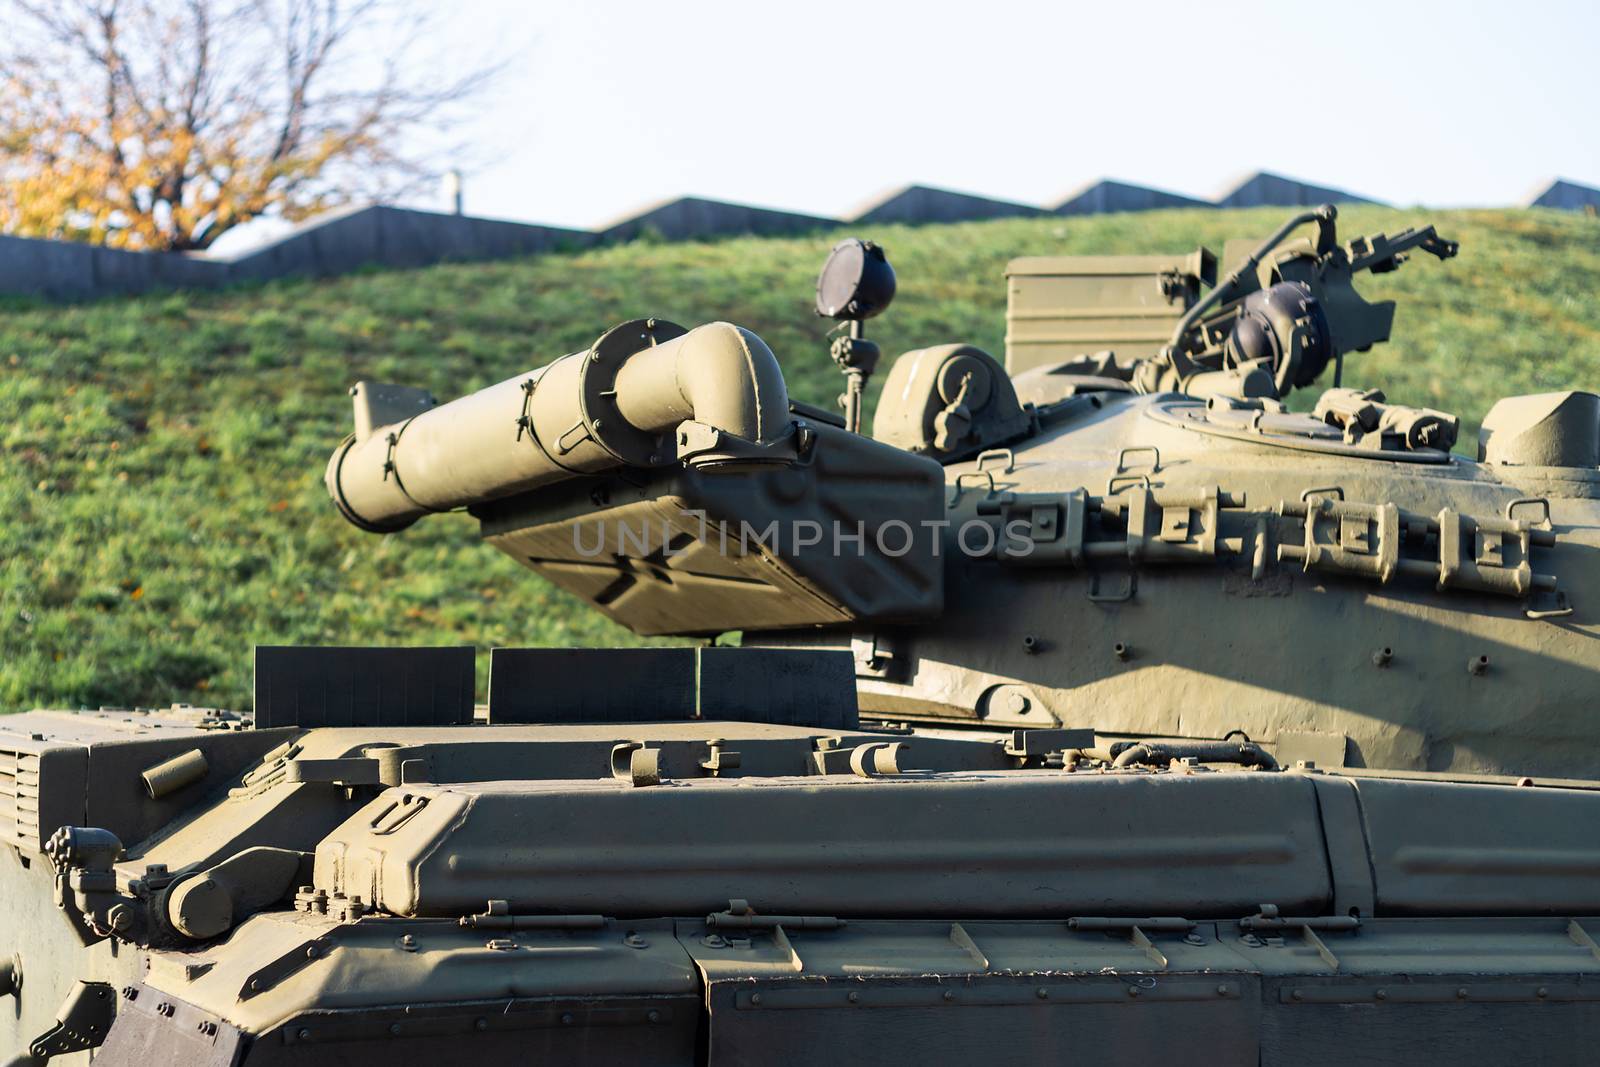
[327,319,794,532]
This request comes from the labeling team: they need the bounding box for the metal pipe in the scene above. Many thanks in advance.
[609,323,790,444]
[141,748,209,799]
[459,913,606,930]
[1112,740,1280,771]
[327,320,792,533]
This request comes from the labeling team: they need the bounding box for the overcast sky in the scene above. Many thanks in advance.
[234,0,1600,241]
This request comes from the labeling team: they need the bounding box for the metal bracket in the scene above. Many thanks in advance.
[1526,590,1575,620]
[461,902,606,930]
[516,377,537,441]
[1301,925,1341,971]
[1506,496,1552,526]
[29,980,115,1061]
[1068,917,1196,932]
[1237,903,1361,933]
[1568,919,1600,963]
[1086,570,1136,602]
[1129,924,1169,969]
[283,757,383,786]
[1068,917,1193,970]
[975,448,1016,474]
[706,900,844,932]
[698,741,742,777]
[1105,472,1152,495]
[1116,446,1161,476]
[1278,495,1560,600]
[850,633,897,678]
[848,741,912,777]
[1097,485,1240,563]
[1004,728,1094,758]
[950,468,997,504]
[949,923,990,970]
[987,488,1089,566]
[611,742,662,787]
[674,420,800,468]
[380,431,400,481]
[238,935,335,1000]
[555,418,591,456]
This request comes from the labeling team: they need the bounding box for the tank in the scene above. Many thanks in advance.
[5,208,1600,1066]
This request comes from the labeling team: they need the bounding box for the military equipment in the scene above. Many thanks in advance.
[5,205,1600,1066]
[816,237,896,433]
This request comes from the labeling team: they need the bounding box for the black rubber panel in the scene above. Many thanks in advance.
[253,645,475,729]
[487,647,857,730]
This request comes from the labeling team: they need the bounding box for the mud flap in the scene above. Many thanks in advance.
[93,984,244,1067]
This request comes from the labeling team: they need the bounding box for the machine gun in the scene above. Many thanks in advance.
[1131,204,1459,399]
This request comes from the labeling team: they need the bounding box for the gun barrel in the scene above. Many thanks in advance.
[326,319,792,532]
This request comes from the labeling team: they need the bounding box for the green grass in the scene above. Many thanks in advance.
[2,206,1598,712]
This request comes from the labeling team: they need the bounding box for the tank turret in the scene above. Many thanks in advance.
[327,208,1597,779]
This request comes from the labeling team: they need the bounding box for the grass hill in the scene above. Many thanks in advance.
[2,206,1598,712]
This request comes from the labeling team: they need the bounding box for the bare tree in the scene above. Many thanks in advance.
[0,1,498,251]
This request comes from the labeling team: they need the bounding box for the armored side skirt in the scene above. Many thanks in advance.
[98,915,1600,1066]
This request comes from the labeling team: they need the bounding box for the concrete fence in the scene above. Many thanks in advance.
[1527,180,1600,213]
[1053,179,1212,216]
[852,184,1042,225]
[0,204,594,300]
[1215,172,1378,209]
[595,195,838,243]
[2,172,1596,301]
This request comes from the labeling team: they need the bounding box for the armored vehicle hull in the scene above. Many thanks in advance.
[5,208,1599,1065]
[7,690,1600,1067]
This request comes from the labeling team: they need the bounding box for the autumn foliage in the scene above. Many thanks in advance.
[0,1,491,251]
